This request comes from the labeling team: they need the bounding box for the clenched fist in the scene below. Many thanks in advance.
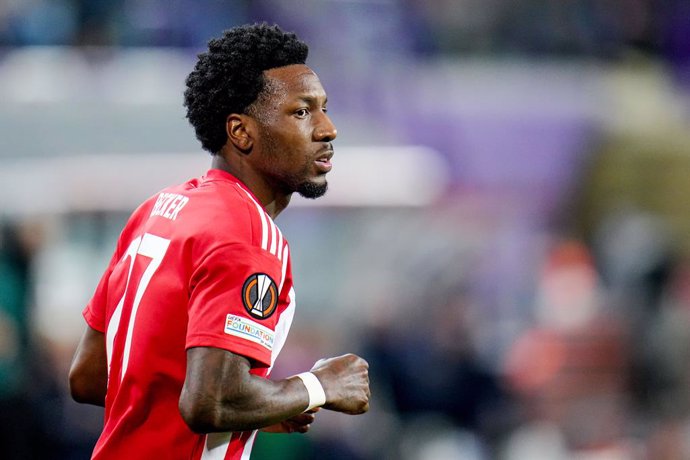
[310,354,370,415]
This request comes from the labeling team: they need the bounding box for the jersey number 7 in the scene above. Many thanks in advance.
[105,233,171,381]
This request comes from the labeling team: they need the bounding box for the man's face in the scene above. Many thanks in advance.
[249,64,337,199]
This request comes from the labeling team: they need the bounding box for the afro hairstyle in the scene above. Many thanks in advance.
[184,23,309,154]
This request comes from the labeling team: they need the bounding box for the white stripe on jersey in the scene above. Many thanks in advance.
[199,430,257,460]
[236,184,283,260]
[235,183,287,259]
[268,217,278,255]
[278,244,289,293]
[241,431,258,460]
[235,185,269,251]
[200,432,231,460]
[255,201,269,251]
[276,229,284,261]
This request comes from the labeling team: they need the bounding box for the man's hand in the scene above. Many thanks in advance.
[310,354,370,415]
[261,409,319,433]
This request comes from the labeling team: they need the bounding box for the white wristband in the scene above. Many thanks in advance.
[294,372,326,411]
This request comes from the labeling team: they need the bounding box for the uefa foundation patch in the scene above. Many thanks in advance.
[242,273,278,319]
[224,314,275,351]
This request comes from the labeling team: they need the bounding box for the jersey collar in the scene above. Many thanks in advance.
[205,169,263,207]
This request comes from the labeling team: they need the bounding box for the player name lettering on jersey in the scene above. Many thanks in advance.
[150,192,189,221]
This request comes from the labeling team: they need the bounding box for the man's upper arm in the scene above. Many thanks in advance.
[186,242,285,367]
[69,325,108,406]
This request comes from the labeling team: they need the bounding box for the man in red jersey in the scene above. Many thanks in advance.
[68,23,370,460]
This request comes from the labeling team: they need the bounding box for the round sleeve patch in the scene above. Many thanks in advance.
[242,273,279,320]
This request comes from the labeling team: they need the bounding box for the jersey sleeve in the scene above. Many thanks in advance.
[83,250,120,333]
[187,242,283,367]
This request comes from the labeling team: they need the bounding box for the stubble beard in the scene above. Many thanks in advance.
[297,180,328,199]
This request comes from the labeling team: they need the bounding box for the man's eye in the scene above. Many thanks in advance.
[295,108,309,117]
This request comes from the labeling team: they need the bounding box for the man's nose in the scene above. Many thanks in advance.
[314,113,337,142]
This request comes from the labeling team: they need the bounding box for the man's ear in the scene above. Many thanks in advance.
[226,114,254,153]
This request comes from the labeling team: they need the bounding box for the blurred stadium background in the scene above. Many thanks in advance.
[2,1,690,459]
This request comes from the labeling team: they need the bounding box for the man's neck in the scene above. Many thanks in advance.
[210,154,291,219]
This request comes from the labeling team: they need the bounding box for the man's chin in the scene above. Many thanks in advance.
[297,181,328,199]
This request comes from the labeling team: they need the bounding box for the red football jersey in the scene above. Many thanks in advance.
[83,169,296,460]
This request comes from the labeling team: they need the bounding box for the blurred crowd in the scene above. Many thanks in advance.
[3,1,690,459]
[0,0,689,61]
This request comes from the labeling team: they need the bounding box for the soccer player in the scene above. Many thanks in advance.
[68,23,370,460]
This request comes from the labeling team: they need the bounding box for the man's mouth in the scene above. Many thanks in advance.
[314,149,334,173]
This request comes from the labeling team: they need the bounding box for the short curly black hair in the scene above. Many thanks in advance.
[184,23,309,154]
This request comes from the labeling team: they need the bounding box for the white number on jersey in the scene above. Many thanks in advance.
[105,233,170,381]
